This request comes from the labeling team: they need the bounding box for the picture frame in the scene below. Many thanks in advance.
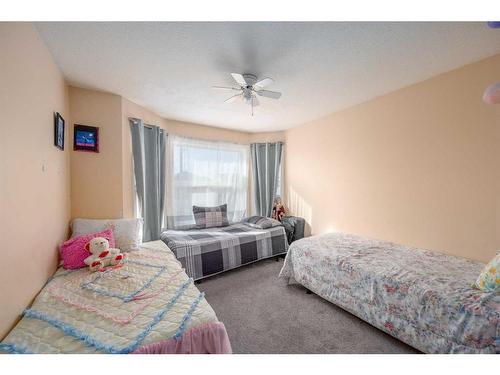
[74,124,99,153]
[54,112,65,150]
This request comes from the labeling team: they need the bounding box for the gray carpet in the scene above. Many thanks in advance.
[197,257,419,354]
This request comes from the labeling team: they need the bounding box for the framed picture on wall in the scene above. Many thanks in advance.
[74,124,99,153]
[54,112,65,150]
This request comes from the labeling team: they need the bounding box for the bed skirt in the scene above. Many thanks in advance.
[132,322,232,354]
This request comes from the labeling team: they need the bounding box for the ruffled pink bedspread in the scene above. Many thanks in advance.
[132,322,232,354]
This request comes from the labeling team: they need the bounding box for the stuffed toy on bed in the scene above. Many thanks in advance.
[84,237,126,272]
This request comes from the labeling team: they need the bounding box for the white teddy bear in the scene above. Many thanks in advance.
[84,237,126,272]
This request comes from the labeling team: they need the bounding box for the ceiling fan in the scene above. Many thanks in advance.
[212,73,282,116]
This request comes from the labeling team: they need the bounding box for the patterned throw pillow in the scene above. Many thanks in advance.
[242,216,282,229]
[71,218,143,252]
[193,204,229,229]
[472,252,499,292]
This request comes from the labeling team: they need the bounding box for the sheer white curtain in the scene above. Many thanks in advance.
[165,135,249,229]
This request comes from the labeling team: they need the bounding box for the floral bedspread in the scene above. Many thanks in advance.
[279,232,499,353]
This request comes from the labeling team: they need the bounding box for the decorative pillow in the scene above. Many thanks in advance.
[193,204,229,229]
[60,228,115,270]
[472,252,499,292]
[242,216,283,229]
[71,218,143,252]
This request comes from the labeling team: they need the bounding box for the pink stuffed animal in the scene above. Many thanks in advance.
[84,237,126,272]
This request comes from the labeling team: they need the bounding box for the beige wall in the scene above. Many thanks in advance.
[285,54,500,262]
[69,87,123,219]
[0,23,71,339]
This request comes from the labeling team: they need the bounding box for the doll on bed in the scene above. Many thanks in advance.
[271,196,285,222]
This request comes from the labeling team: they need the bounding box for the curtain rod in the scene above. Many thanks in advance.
[129,117,156,129]
[130,117,284,145]
[250,141,284,145]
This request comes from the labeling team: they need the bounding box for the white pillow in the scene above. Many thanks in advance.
[71,218,143,252]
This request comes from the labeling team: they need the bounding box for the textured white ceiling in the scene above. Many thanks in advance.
[36,22,500,132]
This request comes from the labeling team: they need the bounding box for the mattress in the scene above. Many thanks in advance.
[161,223,288,280]
[279,232,499,354]
[0,241,231,354]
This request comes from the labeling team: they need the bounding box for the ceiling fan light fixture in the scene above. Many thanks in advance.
[213,72,282,116]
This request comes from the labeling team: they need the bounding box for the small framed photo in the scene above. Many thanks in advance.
[54,112,65,150]
[74,124,99,153]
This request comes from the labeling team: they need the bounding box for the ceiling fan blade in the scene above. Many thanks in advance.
[257,90,282,99]
[231,73,247,87]
[212,86,240,91]
[253,77,274,91]
[224,93,243,103]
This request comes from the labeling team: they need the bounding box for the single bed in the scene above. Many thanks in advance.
[279,232,499,354]
[161,223,288,280]
[0,241,231,354]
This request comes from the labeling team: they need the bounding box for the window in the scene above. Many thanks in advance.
[166,136,249,228]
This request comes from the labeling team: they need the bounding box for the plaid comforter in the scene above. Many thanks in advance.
[161,223,288,280]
